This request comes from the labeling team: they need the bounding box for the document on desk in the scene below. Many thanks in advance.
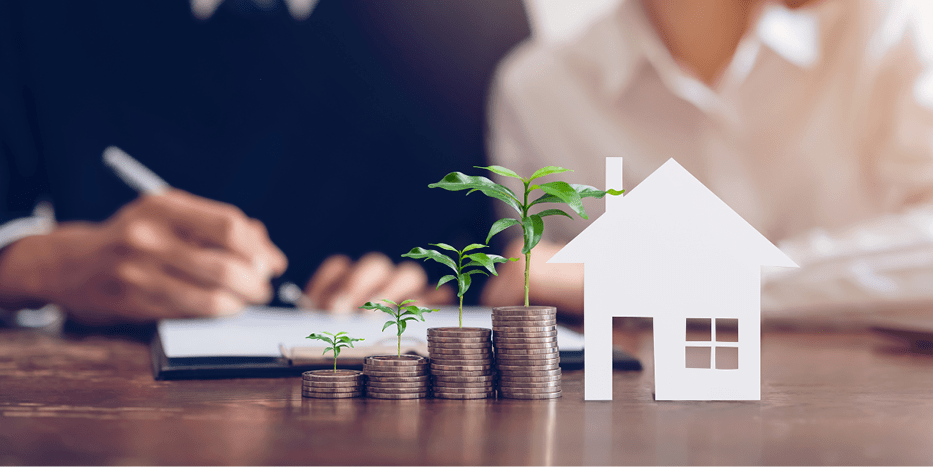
[153,306,587,379]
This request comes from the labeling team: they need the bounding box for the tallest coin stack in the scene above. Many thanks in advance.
[492,306,562,399]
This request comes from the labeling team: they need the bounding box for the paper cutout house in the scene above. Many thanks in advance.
[549,158,797,401]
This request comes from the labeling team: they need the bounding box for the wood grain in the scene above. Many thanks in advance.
[2,326,933,465]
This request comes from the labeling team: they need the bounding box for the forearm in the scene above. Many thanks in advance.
[0,235,55,310]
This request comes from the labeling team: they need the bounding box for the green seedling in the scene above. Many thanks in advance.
[402,243,516,327]
[305,331,364,372]
[360,299,437,356]
[429,165,623,306]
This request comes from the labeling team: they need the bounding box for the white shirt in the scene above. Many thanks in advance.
[489,0,933,319]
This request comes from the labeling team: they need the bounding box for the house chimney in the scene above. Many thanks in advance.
[606,157,623,212]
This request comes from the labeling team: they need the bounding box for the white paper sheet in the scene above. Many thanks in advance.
[158,306,585,358]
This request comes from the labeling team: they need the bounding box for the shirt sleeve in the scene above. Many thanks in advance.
[762,10,933,320]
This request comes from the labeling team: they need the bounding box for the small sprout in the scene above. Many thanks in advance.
[402,243,516,327]
[306,331,364,372]
[359,299,437,356]
[429,165,623,306]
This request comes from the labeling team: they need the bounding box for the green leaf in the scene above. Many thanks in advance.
[360,301,397,317]
[323,347,334,355]
[465,252,505,275]
[322,331,334,336]
[476,165,522,179]
[384,298,399,307]
[334,331,346,337]
[382,320,397,332]
[457,272,472,297]
[529,184,621,209]
[461,243,488,253]
[399,299,417,306]
[401,247,458,274]
[397,319,407,336]
[486,218,520,244]
[535,208,573,219]
[428,172,522,213]
[437,274,457,289]
[333,347,341,358]
[464,269,489,278]
[537,181,585,218]
[521,214,545,254]
[400,305,435,320]
[528,166,571,182]
[430,243,460,253]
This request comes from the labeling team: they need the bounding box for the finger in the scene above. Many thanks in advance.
[140,190,279,274]
[422,283,455,306]
[479,238,525,306]
[250,219,288,277]
[116,219,272,304]
[304,254,352,310]
[328,252,394,313]
[111,260,244,319]
[367,261,428,307]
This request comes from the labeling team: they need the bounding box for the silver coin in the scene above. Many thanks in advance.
[429,386,493,394]
[498,365,561,373]
[302,369,364,380]
[300,380,365,388]
[364,355,429,366]
[362,386,428,394]
[493,336,558,344]
[428,347,492,355]
[431,380,495,388]
[363,363,427,372]
[432,392,494,400]
[431,363,495,371]
[302,391,363,398]
[495,357,560,367]
[302,385,364,393]
[500,385,562,394]
[429,359,494,367]
[492,311,556,319]
[426,327,491,338]
[427,341,492,349]
[496,347,559,356]
[430,369,495,377]
[492,318,557,326]
[493,306,556,315]
[497,369,562,377]
[366,391,428,399]
[364,369,429,378]
[432,375,498,383]
[427,337,490,344]
[499,380,562,388]
[498,374,562,383]
[363,375,430,383]
[493,331,558,338]
[365,381,430,389]
[493,325,557,333]
[499,391,562,399]
[493,342,558,350]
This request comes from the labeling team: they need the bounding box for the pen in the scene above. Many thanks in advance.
[102,146,304,307]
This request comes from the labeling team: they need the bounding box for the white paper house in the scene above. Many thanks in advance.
[550,158,797,401]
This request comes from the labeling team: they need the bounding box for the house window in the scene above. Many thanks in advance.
[685,318,739,369]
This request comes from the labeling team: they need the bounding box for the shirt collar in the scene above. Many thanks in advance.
[598,0,824,101]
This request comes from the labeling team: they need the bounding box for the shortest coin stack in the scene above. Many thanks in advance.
[363,355,430,399]
[493,306,562,399]
[428,327,496,400]
[302,369,365,398]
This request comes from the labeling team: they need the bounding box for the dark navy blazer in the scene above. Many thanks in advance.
[0,0,530,296]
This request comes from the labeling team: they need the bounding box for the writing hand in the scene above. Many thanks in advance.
[0,189,287,324]
[303,252,454,313]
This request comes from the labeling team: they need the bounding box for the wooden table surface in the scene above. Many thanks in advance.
[2,324,933,465]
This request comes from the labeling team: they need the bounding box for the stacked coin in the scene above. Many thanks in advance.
[301,369,365,398]
[427,327,496,399]
[492,306,562,399]
[363,355,430,399]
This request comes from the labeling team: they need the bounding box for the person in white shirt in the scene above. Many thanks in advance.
[480,0,933,323]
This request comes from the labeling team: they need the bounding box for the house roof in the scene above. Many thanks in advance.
[549,159,797,268]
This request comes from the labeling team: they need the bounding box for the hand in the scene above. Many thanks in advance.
[480,237,584,318]
[0,189,287,324]
[303,252,454,313]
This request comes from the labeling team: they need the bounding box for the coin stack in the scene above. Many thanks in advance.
[492,306,562,399]
[301,369,365,398]
[363,355,430,399]
[427,327,496,399]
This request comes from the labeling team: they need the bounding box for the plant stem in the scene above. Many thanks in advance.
[333,353,337,373]
[398,334,401,357]
[524,251,530,307]
[459,295,463,328]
